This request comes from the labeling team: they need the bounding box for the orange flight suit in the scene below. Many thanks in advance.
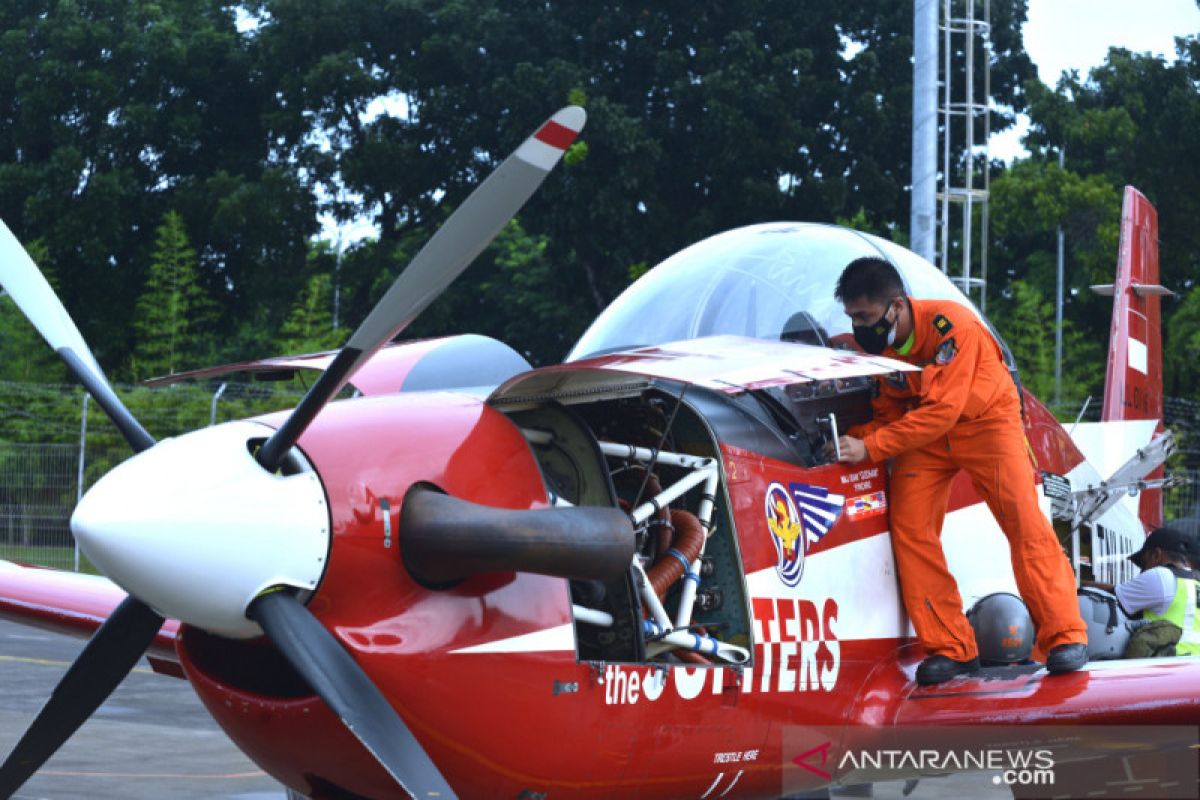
[849,298,1087,662]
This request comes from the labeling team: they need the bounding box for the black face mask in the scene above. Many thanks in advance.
[852,306,897,355]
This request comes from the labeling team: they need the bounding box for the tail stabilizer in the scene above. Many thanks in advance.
[1091,186,1170,528]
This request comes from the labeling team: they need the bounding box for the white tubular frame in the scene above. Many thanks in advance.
[646,631,751,665]
[598,441,714,470]
[600,439,730,655]
[673,468,720,629]
[572,604,614,627]
[633,560,673,631]
[520,427,554,445]
[626,465,718,526]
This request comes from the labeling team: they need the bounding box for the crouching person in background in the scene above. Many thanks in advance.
[1110,525,1200,658]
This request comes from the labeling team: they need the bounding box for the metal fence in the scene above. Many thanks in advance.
[0,379,305,571]
[1165,469,1200,522]
[0,443,79,570]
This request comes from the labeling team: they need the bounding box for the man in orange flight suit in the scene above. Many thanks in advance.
[833,256,1088,684]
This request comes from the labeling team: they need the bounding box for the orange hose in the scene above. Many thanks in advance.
[648,509,704,599]
[675,649,712,665]
[631,472,673,559]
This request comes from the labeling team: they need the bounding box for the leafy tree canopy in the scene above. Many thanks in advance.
[998,39,1200,399]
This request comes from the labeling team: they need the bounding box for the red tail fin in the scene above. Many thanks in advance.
[1095,186,1168,528]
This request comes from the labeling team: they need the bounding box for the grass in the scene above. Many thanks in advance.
[0,544,101,575]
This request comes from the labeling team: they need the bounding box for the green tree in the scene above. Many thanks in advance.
[131,212,214,379]
[0,0,1041,372]
[1016,42,1200,398]
[1022,44,1200,293]
[994,279,1104,414]
[1166,288,1200,399]
[0,239,64,382]
[997,280,1056,401]
[277,272,346,354]
[258,0,1036,361]
[404,218,575,365]
[0,0,318,376]
[989,158,1120,348]
[0,298,63,384]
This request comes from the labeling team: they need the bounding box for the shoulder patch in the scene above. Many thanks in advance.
[932,313,954,337]
[934,337,958,365]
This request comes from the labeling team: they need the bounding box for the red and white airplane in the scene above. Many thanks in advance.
[0,106,1195,800]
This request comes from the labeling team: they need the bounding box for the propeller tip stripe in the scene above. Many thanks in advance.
[516,106,586,170]
[533,120,580,150]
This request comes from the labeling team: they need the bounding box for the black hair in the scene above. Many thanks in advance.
[834,256,906,304]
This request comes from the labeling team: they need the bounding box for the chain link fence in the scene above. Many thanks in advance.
[0,443,79,570]
[0,379,305,571]
[0,381,1197,571]
[1160,396,1199,523]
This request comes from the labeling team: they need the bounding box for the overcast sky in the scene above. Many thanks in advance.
[1025,0,1198,84]
[992,0,1200,159]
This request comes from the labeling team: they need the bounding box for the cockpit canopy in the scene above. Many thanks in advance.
[568,223,996,361]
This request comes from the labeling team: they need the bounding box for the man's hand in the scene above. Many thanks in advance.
[837,435,868,464]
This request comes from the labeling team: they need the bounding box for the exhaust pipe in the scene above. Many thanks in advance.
[401,488,635,588]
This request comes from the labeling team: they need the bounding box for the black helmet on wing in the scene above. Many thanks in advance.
[967,592,1035,664]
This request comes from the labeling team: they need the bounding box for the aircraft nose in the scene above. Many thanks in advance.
[71,420,331,639]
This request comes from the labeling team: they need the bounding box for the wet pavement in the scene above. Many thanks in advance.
[0,618,286,800]
[0,618,1011,799]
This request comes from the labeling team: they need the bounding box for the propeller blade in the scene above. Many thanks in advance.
[247,589,457,799]
[256,106,586,471]
[0,219,154,452]
[0,596,165,797]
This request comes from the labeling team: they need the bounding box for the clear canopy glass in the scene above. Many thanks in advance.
[568,223,991,361]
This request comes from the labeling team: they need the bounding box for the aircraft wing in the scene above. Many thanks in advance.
[0,560,181,675]
[781,650,1200,794]
[143,335,532,398]
[885,656,1200,726]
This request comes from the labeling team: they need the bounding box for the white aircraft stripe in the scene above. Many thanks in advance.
[1128,337,1148,375]
[700,773,724,799]
[719,770,744,797]
[450,622,574,654]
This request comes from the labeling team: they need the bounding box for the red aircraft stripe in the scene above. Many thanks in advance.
[533,120,578,150]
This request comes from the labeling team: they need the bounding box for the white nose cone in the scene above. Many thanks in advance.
[72,420,330,639]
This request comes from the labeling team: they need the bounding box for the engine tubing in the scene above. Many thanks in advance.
[645,475,674,560]
[676,648,712,665]
[647,509,704,600]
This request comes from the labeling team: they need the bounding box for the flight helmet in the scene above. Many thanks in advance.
[967,592,1035,664]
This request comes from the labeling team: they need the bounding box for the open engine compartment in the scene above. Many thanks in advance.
[499,385,754,668]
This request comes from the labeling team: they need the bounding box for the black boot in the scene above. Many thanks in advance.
[1046,643,1088,674]
[916,655,980,685]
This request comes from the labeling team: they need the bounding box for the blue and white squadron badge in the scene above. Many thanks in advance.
[765,482,846,586]
[934,337,958,366]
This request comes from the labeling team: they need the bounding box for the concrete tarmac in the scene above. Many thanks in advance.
[0,619,1009,800]
[0,619,285,800]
